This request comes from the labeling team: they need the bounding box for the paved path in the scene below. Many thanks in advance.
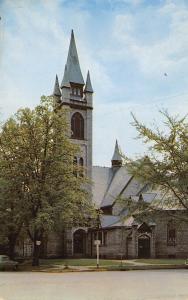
[0,270,188,300]
[123,259,152,266]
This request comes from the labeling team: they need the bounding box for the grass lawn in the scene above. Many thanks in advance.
[134,259,186,265]
[18,258,187,272]
[40,258,128,267]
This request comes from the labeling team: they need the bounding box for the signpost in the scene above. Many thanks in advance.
[94,240,101,268]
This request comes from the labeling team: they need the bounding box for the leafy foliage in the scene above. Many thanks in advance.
[127,111,188,213]
[0,96,96,261]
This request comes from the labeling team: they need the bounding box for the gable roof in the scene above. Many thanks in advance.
[101,166,132,208]
[92,166,113,208]
[100,215,120,228]
[92,164,147,209]
[108,215,135,228]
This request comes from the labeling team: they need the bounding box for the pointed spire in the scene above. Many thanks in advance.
[84,71,93,93]
[53,75,61,97]
[61,65,70,88]
[111,140,124,167]
[62,30,84,86]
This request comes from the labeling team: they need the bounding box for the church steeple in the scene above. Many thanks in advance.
[84,71,93,93]
[60,30,93,184]
[61,30,84,86]
[111,140,124,167]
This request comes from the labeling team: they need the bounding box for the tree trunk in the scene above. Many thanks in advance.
[32,232,42,266]
[8,234,17,259]
[32,242,41,266]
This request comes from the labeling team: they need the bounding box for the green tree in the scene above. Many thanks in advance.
[0,96,96,265]
[125,111,188,222]
[0,118,27,258]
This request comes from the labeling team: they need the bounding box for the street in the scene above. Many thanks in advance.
[0,270,188,300]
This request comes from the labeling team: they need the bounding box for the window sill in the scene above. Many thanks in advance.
[71,136,85,140]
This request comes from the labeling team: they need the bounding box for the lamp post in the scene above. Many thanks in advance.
[94,239,101,268]
[94,210,101,268]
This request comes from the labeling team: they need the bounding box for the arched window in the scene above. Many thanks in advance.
[71,112,84,140]
[79,157,83,166]
[70,84,83,97]
[73,229,86,254]
[79,157,84,177]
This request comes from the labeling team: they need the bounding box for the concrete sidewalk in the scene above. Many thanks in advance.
[36,262,188,273]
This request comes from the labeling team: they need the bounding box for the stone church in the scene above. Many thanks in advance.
[20,31,188,259]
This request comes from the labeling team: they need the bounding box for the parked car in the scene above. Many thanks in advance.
[0,255,19,271]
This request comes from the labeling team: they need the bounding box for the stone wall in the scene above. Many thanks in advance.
[154,212,188,258]
[90,228,130,259]
[46,232,64,257]
[44,212,188,259]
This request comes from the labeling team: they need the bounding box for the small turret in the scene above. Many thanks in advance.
[111,140,124,167]
[84,71,93,93]
[84,70,93,106]
[53,75,61,106]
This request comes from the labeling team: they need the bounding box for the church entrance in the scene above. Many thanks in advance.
[73,229,86,256]
[138,235,150,258]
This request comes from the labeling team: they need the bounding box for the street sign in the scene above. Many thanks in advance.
[94,240,101,246]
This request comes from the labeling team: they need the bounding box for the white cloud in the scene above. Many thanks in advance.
[114,14,134,43]
[0,0,113,118]
[1,0,188,166]
[109,0,143,6]
[94,91,188,166]
[0,0,67,114]
[111,1,188,76]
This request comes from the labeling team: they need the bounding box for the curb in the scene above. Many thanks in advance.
[107,264,188,271]
[23,264,188,273]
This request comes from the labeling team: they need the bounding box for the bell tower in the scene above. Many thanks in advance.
[53,30,93,180]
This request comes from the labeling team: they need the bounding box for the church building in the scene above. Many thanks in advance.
[19,31,188,259]
[47,30,188,259]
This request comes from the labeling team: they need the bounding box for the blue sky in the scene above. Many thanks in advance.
[1,0,188,166]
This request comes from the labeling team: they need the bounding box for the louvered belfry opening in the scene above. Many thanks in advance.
[71,112,84,140]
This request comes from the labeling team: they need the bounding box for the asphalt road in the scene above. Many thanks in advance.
[0,270,188,300]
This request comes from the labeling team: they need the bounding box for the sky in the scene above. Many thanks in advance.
[0,0,188,166]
